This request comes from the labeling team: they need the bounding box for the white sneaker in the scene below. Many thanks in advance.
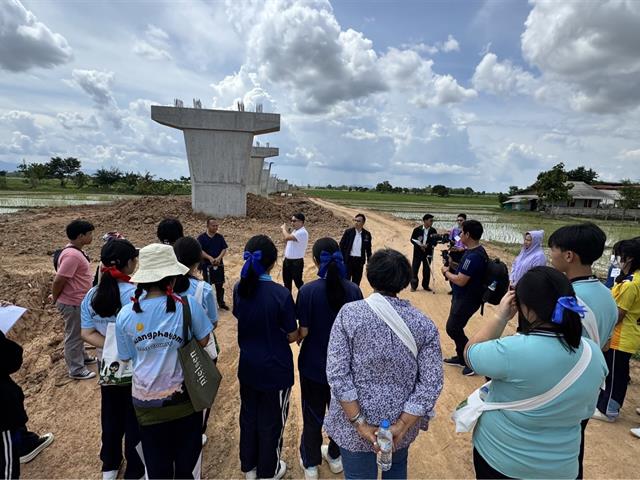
[636,407,640,415]
[592,409,615,423]
[299,458,319,479]
[244,468,257,480]
[202,434,208,446]
[631,427,640,439]
[102,471,118,480]
[321,444,343,474]
[69,368,96,380]
[274,460,287,480]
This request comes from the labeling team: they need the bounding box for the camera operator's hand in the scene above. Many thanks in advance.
[441,265,449,275]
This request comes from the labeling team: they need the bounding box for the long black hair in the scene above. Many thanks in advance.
[313,237,347,312]
[173,236,202,294]
[238,235,277,299]
[132,276,178,314]
[616,238,640,281]
[91,239,138,318]
[515,266,582,351]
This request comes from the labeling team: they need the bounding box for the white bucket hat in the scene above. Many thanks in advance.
[130,243,189,284]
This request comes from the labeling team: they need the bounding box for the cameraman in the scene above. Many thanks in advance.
[441,219,487,376]
[410,214,437,291]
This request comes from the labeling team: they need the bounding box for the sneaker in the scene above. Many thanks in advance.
[102,471,118,480]
[299,458,319,479]
[424,287,432,292]
[219,304,230,311]
[462,366,476,376]
[202,434,208,446]
[592,409,615,423]
[84,356,97,365]
[636,407,640,415]
[321,444,343,474]
[631,428,640,439]
[244,468,257,480]
[410,288,417,292]
[447,291,453,295]
[69,369,96,380]
[19,433,54,464]
[443,356,465,368]
[274,460,287,480]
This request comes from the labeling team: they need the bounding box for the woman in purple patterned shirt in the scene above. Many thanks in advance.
[325,248,444,479]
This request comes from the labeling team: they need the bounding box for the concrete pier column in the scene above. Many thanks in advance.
[260,161,273,196]
[151,106,280,216]
[247,146,278,195]
[268,175,277,194]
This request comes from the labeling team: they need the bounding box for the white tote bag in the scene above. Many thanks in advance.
[452,338,592,433]
[99,322,133,385]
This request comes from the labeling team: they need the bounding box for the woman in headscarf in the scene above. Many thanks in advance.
[510,230,546,287]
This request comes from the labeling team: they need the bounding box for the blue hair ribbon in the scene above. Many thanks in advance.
[318,250,347,279]
[241,250,265,278]
[552,296,587,324]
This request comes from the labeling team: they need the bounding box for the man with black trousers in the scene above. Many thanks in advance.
[198,217,230,310]
[441,219,487,376]
[338,213,372,286]
[410,214,437,292]
[281,212,309,291]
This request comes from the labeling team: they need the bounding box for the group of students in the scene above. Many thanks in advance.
[2,206,640,480]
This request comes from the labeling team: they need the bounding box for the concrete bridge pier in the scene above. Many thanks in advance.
[247,146,278,196]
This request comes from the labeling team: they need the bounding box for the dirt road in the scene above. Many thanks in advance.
[9,196,639,478]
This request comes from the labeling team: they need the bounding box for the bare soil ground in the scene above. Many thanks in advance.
[2,194,638,479]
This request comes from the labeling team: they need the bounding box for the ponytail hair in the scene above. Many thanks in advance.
[132,276,178,313]
[92,239,138,317]
[173,236,202,294]
[313,237,347,312]
[515,266,582,351]
[238,235,277,299]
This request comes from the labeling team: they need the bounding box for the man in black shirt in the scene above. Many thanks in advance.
[197,218,229,310]
[410,214,437,292]
[339,213,372,286]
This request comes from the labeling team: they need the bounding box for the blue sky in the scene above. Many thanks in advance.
[1,0,639,191]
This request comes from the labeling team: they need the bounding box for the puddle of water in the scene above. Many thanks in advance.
[0,192,134,213]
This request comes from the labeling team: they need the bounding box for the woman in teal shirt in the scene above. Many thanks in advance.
[465,266,607,479]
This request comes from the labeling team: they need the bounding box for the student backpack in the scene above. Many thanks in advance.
[480,251,509,313]
[52,245,90,271]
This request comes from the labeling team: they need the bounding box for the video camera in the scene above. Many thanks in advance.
[427,232,450,246]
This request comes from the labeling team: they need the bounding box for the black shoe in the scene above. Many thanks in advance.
[20,433,54,464]
[443,356,465,367]
[462,366,476,376]
[447,291,453,295]
[424,287,432,292]
[410,288,417,292]
[219,304,230,311]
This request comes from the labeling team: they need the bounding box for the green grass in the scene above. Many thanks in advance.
[0,176,190,195]
[303,189,500,206]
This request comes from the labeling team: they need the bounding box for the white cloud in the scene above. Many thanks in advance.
[522,0,640,113]
[441,34,460,53]
[343,128,377,141]
[500,143,551,170]
[68,69,124,129]
[404,34,460,55]
[472,53,537,95]
[56,112,99,130]
[0,0,72,72]
[618,148,640,160]
[133,24,172,61]
[422,75,477,106]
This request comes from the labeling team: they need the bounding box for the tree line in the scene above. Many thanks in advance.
[2,157,190,195]
[315,181,490,196]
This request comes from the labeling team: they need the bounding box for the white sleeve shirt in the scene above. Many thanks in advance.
[284,226,308,259]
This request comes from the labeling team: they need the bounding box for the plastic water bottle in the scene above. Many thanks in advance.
[376,419,393,472]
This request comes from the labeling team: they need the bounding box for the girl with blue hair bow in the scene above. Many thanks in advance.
[464,266,607,479]
[296,238,363,479]
[233,235,298,480]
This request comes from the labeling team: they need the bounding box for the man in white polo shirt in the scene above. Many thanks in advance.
[280,212,309,291]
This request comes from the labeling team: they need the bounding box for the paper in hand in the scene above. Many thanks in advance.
[0,305,27,334]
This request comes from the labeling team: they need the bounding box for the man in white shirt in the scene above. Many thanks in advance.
[280,212,309,291]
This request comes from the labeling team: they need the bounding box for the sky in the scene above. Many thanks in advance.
[1,0,640,192]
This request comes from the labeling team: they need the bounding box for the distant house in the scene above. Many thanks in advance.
[503,182,612,211]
